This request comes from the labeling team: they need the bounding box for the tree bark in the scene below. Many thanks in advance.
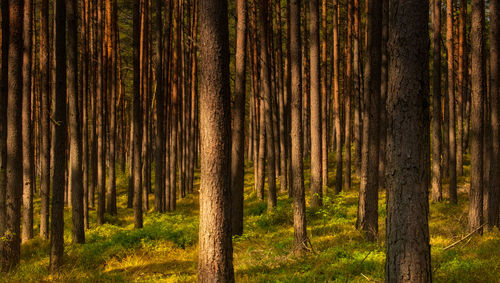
[358,0,382,242]
[468,0,485,233]
[488,0,500,229]
[431,0,443,202]
[231,0,246,235]
[309,0,322,207]
[133,0,143,228]
[50,0,67,271]
[447,0,457,204]
[197,0,234,280]
[154,0,164,213]
[0,0,23,270]
[67,0,84,243]
[258,0,277,211]
[22,0,34,243]
[333,0,342,194]
[385,0,432,280]
[290,0,308,254]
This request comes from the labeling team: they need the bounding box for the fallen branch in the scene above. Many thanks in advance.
[443,223,486,251]
[360,273,382,282]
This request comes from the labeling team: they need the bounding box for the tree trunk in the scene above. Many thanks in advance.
[0,0,23,270]
[22,0,34,243]
[468,0,485,233]
[133,0,143,228]
[321,0,328,195]
[447,0,457,204]
[457,0,466,176]
[290,0,308,254]
[96,0,106,225]
[231,0,246,236]
[258,0,277,211]
[385,1,432,280]
[39,0,50,240]
[431,0,443,202]
[358,0,382,242]
[309,0,322,207]
[333,0,342,194]
[488,0,500,229]
[197,0,234,280]
[67,0,85,243]
[154,0,164,213]
[50,0,67,271]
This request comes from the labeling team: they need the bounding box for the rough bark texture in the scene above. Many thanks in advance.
[22,0,34,243]
[50,0,67,271]
[231,0,246,236]
[468,0,485,233]
[67,0,85,244]
[197,0,234,281]
[309,0,322,207]
[488,0,500,228]
[385,0,432,280]
[0,0,7,248]
[431,0,443,202]
[0,0,23,270]
[290,0,308,253]
[39,0,50,239]
[358,0,381,242]
[447,0,457,204]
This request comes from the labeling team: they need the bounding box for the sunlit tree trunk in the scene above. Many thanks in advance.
[447,0,457,204]
[133,0,143,228]
[333,0,342,194]
[197,0,234,280]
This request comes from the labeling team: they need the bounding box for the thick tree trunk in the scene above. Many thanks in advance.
[50,0,67,271]
[431,0,443,202]
[0,0,23,270]
[67,0,85,243]
[231,0,246,236]
[309,0,322,207]
[197,0,234,280]
[468,0,485,233]
[22,0,34,243]
[290,0,308,254]
[385,1,432,280]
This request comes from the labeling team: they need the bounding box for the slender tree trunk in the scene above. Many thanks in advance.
[488,0,500,229]
[385,1,432,280]
[96,0,106,225]
[457,0,466,176]
[290,0,308,254]
[431,0,443,202]
[50,0,67,271]
[39,0,50,240]
[154,0,164,213]
[378,0,388,188]
[133,0,143,229]
[197,0,234,280]
[321,0,328,194]
[258,0,277,210]
[22,0,34,243]
[468,0,485,233]
[0,0,23,270]
[231,0,246,235]
[67,0,85,243]
[344,0,353,191]
[358,0,382,242]
[447,0,457,204]
[309,0,322,207]
[333,0,342,194]
[353,0,362,177]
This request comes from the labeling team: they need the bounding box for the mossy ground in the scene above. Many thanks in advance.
[3,153,499,282]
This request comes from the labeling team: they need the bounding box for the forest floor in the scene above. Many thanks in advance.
[3,154,500,282]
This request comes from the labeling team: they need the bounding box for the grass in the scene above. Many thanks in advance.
[2,153,500,282]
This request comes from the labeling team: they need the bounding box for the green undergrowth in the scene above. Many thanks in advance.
[2,154,499,282]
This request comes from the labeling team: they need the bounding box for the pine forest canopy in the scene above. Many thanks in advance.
[0,0,499,281]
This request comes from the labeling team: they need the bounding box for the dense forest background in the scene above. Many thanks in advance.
[0,0,499,281]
